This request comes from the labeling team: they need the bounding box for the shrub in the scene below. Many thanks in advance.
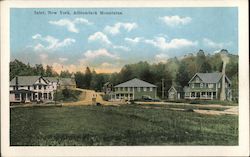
[102,94,110,101]
[54,88,82,102]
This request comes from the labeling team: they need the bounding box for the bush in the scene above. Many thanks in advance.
[102,94,110,101]
[54,88,82,102]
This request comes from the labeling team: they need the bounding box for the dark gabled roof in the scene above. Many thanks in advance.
[10,76,45,86]
[189,72,231,84]
[197,72,222,83]
[59,78,76,86]
[104,82,112,86]
[168,85,183,92]
[44,77,59,83]
[115,78,157,88]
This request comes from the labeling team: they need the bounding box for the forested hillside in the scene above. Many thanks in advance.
[10,49,238,98]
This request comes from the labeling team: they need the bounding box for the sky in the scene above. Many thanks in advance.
[10,8,238,73]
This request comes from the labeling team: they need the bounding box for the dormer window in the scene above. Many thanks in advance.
[196,77,199,82]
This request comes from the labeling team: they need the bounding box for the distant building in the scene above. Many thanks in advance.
[168,85,184,100]
[58,78,76,89]
[44,76,76,89]
[103,82,113,94]
[184,72,232,100]
[114,78,157,100]
[10,76,54,103]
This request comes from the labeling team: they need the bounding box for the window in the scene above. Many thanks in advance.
[218,83,221,88]
[39,85,42,90]
[208,84,214,88]
[192,84,194,88]
[44,86,46,90]
[28,86,30,90]
[150,87,153,91]
[15,94,20,99]
[137,87,140,92]
[34,85,37,90]
[143,87,147,91]
[200,83,203,88]
[196,77,199,82]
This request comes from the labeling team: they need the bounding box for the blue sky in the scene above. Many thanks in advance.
[11,8,238,73]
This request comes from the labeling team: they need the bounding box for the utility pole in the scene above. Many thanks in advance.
[161,79,164,99]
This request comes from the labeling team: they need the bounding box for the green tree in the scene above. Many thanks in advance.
[75,71,85,88]
[200,61,212,73]
[84,67,92,89]
[176,62,190,87]
[45,65,53,77]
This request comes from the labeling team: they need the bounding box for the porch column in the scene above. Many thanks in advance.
[195,92,197,99]
[19,93,22,101]
[211,92,213,100]
[206,92,208,99]
[189,92,191,99]
[155,87,157,98]
[133,87,135,100]
[26,93,28,102]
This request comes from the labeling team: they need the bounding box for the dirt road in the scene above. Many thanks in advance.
[63,88,124,106]
[135,101,238,115]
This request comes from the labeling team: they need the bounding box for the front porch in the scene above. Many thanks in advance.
[10,89,54,103]
[185,91,217,100]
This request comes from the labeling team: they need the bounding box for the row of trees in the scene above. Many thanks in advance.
[10,59,72,80]
[10,49,238,98]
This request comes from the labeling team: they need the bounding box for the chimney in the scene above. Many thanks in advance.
[220,51,229,101]
[15,76,18,90]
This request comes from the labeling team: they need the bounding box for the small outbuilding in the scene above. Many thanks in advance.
[168,85,184,100]
[103,82,113,94]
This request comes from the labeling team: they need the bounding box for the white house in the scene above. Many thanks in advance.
[10,76,55,103]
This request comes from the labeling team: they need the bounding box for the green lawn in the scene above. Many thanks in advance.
[10,104,238,146]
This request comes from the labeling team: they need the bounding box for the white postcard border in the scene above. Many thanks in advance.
[1,0,249,156]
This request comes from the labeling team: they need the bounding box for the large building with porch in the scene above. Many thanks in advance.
[184,72,232,100]
[10,76,55,103]
[10,75,77,103]
[114,78,157,100]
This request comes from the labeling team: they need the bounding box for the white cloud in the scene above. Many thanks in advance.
[154,53,169,63]
[113,45,130,51]
[32,34,42,39]
[59,57,68,62]
[39,53,48,60]
[125,37,143,44]
[52,62,83,73]
[100,62,113,67]
[34,43,45,51]
[104,22,138,35]
[83,48,119,60]
[159,15,192,27]
[145,37,197,50]
[88,32,130,51]
[203,38,231,49]
[88,32,112,45]
[32,34,75,51]
[49,18,92,33]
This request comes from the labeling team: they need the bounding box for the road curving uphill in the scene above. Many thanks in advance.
[63,88,124,106]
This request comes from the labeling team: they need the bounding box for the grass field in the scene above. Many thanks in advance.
[10,104,238,146]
